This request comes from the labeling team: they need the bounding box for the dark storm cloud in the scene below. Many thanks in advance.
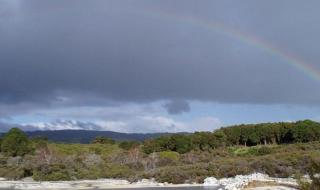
[164,100,190,115]
[1,0,320,108]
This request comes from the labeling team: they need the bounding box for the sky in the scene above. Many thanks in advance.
[1,0,320,133]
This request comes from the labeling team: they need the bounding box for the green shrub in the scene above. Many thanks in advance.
[32,163,71,181]
[300,158,320,190]
[76,166,104,180]
[233,146,273,156]
[52,143,118,156]
[156,151,180,167]
[119,141,140,150]
[297,175,312,190]
[159,151,180,161]
[45,172,71,181]
[0,167,25,180]
[256,146,272,155]
[91,136,115,145]
[104,164,133,178]
[155,167,189,184]
[233,147,250,156]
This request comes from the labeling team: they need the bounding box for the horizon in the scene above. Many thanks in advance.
[0,119,317,134]
[1,0,320,133]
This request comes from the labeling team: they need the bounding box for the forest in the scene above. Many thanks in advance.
[142,120,320,154]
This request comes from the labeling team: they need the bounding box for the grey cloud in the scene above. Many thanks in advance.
[0,0,320,111]
[0,114,222,133]
[30,120,104,131]
[0,120,106,132]
[164,100,190,115]
[0,122,38,132]
[0,118,184,133]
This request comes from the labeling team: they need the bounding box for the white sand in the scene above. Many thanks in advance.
[203,173,298,190]
[0,173,300,190]
[0,179,203,190]
[247,187,296,190]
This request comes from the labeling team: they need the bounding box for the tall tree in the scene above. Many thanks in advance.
[1,128,31,156]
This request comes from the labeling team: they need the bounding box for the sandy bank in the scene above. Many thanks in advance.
[0,173,300,190]
[0,178,202,190]
[203,173,298,190]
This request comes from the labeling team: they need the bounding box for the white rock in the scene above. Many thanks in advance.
[203,173,298,190]
[203,177,219,187]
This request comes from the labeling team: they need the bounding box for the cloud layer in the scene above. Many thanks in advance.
[0,0,320,132]
[0,116,222,133]
[0,0,320,107]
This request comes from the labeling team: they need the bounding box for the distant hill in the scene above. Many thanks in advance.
[19,130,173,143]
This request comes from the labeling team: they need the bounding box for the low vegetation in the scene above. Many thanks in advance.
[298,158,320,190]
[0,120,319,187]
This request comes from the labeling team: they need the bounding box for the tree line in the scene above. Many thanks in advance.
[0,128,141,157]
[142,120,320,154]
[1,120,319,156]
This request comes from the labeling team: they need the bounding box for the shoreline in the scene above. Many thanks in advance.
[0,179,203,190]
[0,173,299,190]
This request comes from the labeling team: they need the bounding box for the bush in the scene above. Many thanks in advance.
[91,136,115,144]
[0,167,25,180]
[250,157,292,177]
[155,167,190,184]
[156,151,180,167]
[232,147,250,156]
[159,151,180,161]
[31,136,49,150]
[32,163,71,181]
[297,175,312,190]
[119,141,140,150]
[256,146,272,155]
[232,146,272,156]
[76,166,104,180]
[104,164,133,178]
[299,158,320,190]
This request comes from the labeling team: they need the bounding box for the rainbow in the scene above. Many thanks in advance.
[144,9,320,82]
